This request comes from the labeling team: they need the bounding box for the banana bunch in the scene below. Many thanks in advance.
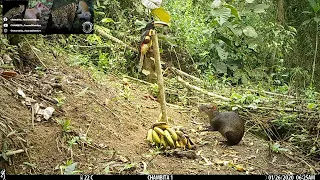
[146,122,194,150]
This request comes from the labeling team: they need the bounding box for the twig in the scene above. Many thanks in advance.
[243,105,317,113]
[177,76,231,101]
[18,138,35,173]
[0,109,26,126]
[31,103,35,129]
[170,67,202,83]
[85,118,94,137]
[200,155,213,166]
[166,103,186,109]
[69,45,110,48]
[123,75,154,86]
[88,94,121,120]
[95,26,138,53]
[24,37,47,69]
[39,94,58,104]
[0,65,15,69]
[0,149,24,157]
[243,88,295,99]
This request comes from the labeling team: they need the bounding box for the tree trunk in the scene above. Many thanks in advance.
[277,0,285,25]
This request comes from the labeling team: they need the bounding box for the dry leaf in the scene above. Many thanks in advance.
[141,0,162,9]
[36,116,41,122]
[17,88,26,98]
[34,103,40,114]
[122,77,129,86]
[43,107,55,120]
[223,161,231,166]
[118,155,128,163]
[142,69,150,76]
[3,54,12,63]
[215,160,224,166]
[196,150,203,156]
[1,71,18,79]
[272,156,277,163]
[104,98,109,106]
[235,165,245,172]
[24,97,36,106]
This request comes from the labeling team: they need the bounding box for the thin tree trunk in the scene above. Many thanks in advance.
[277,0,285,25]
[152,32,168,123]
[311,15,318,86]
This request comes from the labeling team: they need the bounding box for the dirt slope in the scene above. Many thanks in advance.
[0,56,318,175]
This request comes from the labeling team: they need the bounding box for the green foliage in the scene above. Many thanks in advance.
[166,0,297,88]
[270,142,289,153]
[57,119,72,133]
[59,160,82,175]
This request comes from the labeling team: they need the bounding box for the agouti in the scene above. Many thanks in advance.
[198,104,244,145]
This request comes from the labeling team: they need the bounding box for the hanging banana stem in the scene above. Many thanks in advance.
[152,31,168,123]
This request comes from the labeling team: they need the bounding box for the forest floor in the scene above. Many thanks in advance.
[0,53,319,175]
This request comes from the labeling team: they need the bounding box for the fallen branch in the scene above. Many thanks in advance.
[0,149,24,157]
[177,76,231,101]
[123,75,154,86]
[170,67,202,83]
[243,105,317,113]
[244,88,295,99]
[39,94,58,104]
[0,65,15,69]
[166,103,186,109]
[95,26,138,53]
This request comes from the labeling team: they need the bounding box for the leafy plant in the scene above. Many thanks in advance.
[270,142,289,153]
[57,119,72,133]
[59,160,82,175]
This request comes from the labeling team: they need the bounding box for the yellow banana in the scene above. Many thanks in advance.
[153,127,165,136]
[178,139,185,148]
[187,139,193,149]
[152,122,167,128]
[175,130,184,138]
[160,135,167,148]
[152,130,161,144]
[164,130,175,147]
[146,129,153,143]
[166,127,178,141]
[186,136,194,145]
[180,134,188,146]
[175,140,181,148]
[156,124,170,130]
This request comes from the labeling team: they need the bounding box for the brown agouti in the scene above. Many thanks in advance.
[198,104,244,145]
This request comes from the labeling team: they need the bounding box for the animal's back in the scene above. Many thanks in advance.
[216,111,244,145]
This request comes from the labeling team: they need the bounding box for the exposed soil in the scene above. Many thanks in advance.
[0,54,319,175]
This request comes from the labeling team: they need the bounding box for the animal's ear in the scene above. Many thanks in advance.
[211,105,217,110]
[38,2,42,7]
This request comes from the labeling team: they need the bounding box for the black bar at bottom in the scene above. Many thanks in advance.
[5,174,319,180]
